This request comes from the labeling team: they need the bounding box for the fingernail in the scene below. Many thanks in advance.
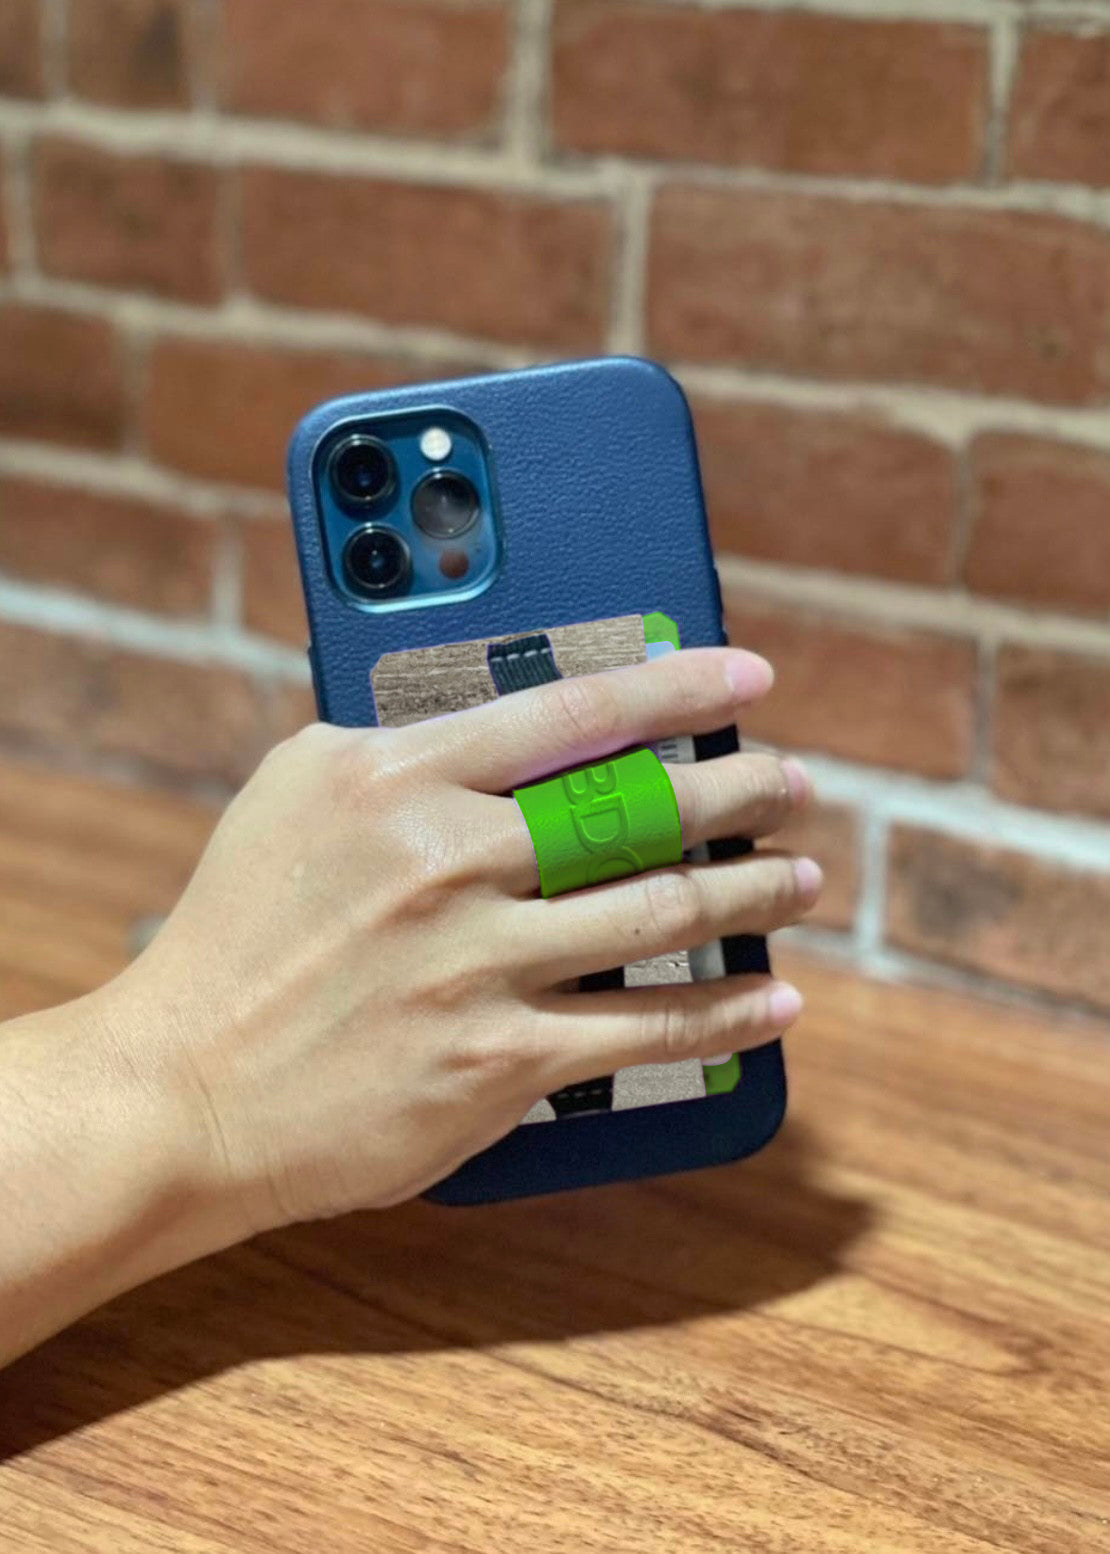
[794,856,824,900]
[726,651,774,701]
[782,756,812,807]
[767,982,804,1027]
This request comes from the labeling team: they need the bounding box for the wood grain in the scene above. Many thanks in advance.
[370,614,646,726]
[0,755,1108,1553]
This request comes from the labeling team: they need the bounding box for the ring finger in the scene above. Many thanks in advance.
[504,850,823,989]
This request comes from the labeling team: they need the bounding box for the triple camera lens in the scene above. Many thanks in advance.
[327,432,481,600]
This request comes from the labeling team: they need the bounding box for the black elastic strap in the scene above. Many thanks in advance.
[487,634,617,1116]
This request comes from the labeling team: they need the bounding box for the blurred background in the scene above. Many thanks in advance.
[0,0,1108,1020]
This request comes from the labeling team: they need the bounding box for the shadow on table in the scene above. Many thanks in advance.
[0,1121,871,1462]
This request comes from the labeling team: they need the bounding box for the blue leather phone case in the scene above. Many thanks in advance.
[286,356,786,1203]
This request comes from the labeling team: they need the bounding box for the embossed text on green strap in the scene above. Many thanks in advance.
[513,747,682,899]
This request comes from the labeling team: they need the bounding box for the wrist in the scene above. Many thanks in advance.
[83,969,262,1270]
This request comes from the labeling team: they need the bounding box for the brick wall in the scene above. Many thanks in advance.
[1,0,1109,1018]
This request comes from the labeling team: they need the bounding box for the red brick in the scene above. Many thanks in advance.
[724,592,977,778]
[553,3,987,184]
[34,137,223,302]
[886,825,1110,1013]
[992,647,1110,821]
[240,166,613,348]
[775,800,860,932]
[648,186,1110,405]
[0,304,126,449]
[0,476,216,616]
[66,0,194,108]
[965,435,1110,614]
[0,0,43,98]
[0,621,290,786]
[268,678,320,743]
[142,336,453,490]
[1008,28,1110,186]
[222,0,509,140]
[695,398,957,585]
[239,515,307,645]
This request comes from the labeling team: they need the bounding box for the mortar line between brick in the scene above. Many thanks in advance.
[6,267,1110,452]
[503,0,553,166]
[0,575,308,677]
[641,0,1110,21]
[0,437,288,517]
[211,518,243,632]
[947,443,978,584]
[855,807,889,957]
[718,554,1110,659]
[971,638,999,789]
[609,169,653,355]
[782,923,1110,1027]
[39,0,68,100]
[984,13,1022,184]
[5,96,1110,226]
[759,750,1110,870]
[678,365,1110,448]
[0,270,534,366]
[190,0,221,114]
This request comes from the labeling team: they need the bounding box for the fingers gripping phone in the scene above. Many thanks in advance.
[286,357,786,1204]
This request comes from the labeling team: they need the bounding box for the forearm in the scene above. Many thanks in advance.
[0,983,243,1366]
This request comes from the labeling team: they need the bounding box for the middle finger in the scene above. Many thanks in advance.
[484,749,812,896]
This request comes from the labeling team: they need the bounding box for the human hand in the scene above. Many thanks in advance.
[110,647,820,1236]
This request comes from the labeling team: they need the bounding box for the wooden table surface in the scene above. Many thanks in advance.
[0,756,1107,1553]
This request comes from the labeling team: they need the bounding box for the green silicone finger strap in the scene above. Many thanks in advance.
[513,747,682,899]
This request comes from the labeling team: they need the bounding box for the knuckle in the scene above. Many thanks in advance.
[324,731,432,820]
[549,673,623,750]
[731,755,790,824]
[324,732,398,808]
[448,1026,525,1087]
[749,754,788,805]
[676,771,700,842]
[751,853,805,927]
[642,868,705,945]
[395,823,487,920]
[654,997,700,1062]
[421,959,489,1015]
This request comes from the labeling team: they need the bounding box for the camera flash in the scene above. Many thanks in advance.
[420,426,452,462]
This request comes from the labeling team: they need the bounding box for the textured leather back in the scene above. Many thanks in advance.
[286,357,786,1203]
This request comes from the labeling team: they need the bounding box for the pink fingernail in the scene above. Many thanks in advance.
[767,983,804,1027]
[794,856,824,900]
[726,652,774,700]
[782,756,812,806]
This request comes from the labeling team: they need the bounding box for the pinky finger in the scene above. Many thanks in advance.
[534,974,803,1096]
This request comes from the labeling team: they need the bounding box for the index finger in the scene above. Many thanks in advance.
[401,646,774,793]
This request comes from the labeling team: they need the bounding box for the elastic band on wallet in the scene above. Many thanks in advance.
[513,747,683,900]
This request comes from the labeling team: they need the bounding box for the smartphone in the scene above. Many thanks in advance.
[286,356,786,1203]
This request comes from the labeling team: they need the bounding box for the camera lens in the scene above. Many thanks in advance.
[411,470,480,540]
[329,435,396,510]
[343,526,411,597]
